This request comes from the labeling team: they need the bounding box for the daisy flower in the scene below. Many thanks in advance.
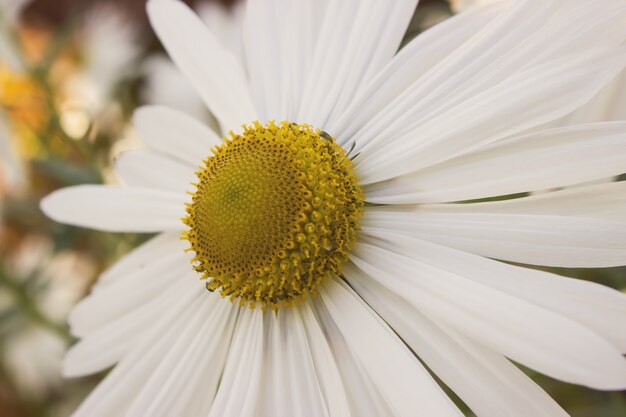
[42,0,626,416]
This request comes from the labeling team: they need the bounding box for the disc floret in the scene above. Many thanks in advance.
[183,121,363,309]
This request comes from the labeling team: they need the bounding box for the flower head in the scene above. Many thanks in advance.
[42,1,626,416]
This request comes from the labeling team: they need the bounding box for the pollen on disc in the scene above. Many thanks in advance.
[182,121,364,310]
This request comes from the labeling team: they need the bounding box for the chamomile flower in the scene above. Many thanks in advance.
[43,1,626,416]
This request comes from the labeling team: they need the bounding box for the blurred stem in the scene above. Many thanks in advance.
[0,265,71,342]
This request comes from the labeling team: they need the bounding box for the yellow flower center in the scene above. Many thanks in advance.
[183,121,363,309]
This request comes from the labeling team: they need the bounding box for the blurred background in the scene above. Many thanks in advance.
[0,0,624,416]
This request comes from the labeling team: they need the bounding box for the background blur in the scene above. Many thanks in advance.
[0,0,624,416]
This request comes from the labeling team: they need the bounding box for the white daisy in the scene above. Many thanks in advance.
[42,0,626,416]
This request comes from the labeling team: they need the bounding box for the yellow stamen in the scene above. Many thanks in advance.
[183,121,363,310]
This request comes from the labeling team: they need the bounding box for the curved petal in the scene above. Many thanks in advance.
[133,105,221,166]
[124,299,237,417]
[351,236,626,389]
[147,0,257,131]
[299,302,352,417]
[197,1,245,65]
[67,292,206,417]
[313,298,393,417]
[329,0,507,141]
[316,277,463,417]
[355,47,626,183]
[256,309,328,417]
[364,122,626,204]
[297,0,417,128]
[41,185,187,232]
[341,0,626,151]
[114,150,196,193]
[208,308,264,417]
[359,228,626,352]
[243,0,326,121]
[362,206,626,267]
[64,272,201,377]
[95,232,182,287]
[69,250,190,336]
[141,56,207,122]
[417,180,626,221]
[343,262,569,417]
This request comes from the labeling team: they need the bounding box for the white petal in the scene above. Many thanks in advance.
[141,56,207,122]
[351,237,626,389]
[176,304,239,417]
[125,298,237,417]
[299,302,352,417]
[363,206,626,267]
[359,229,626,352]
[197,1,245,65]
[147,0,256,131]
[243,0,324,120]
[96,231,182,287]
[64,272,201,377]
[297,0,417,128]
[343,262,569,417]
[421,180,626,221]
[69,250,189,336]
[283,308,328,417]
[313,299,393,417]
[355,47,626,183]
[339,0,557,150]
[329,0,507,141]
[341,0,626,152]
[257,309,328,417]
[133,105,221,166]
[242,0,285,120]
[41,185,187,232]
[67,291,205,417]
[317,277,463,417]
[255,311,289,416]
[560,70,626,124]
[114,150,196,193]
[365,122,626,204]
[208,308,264,417]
